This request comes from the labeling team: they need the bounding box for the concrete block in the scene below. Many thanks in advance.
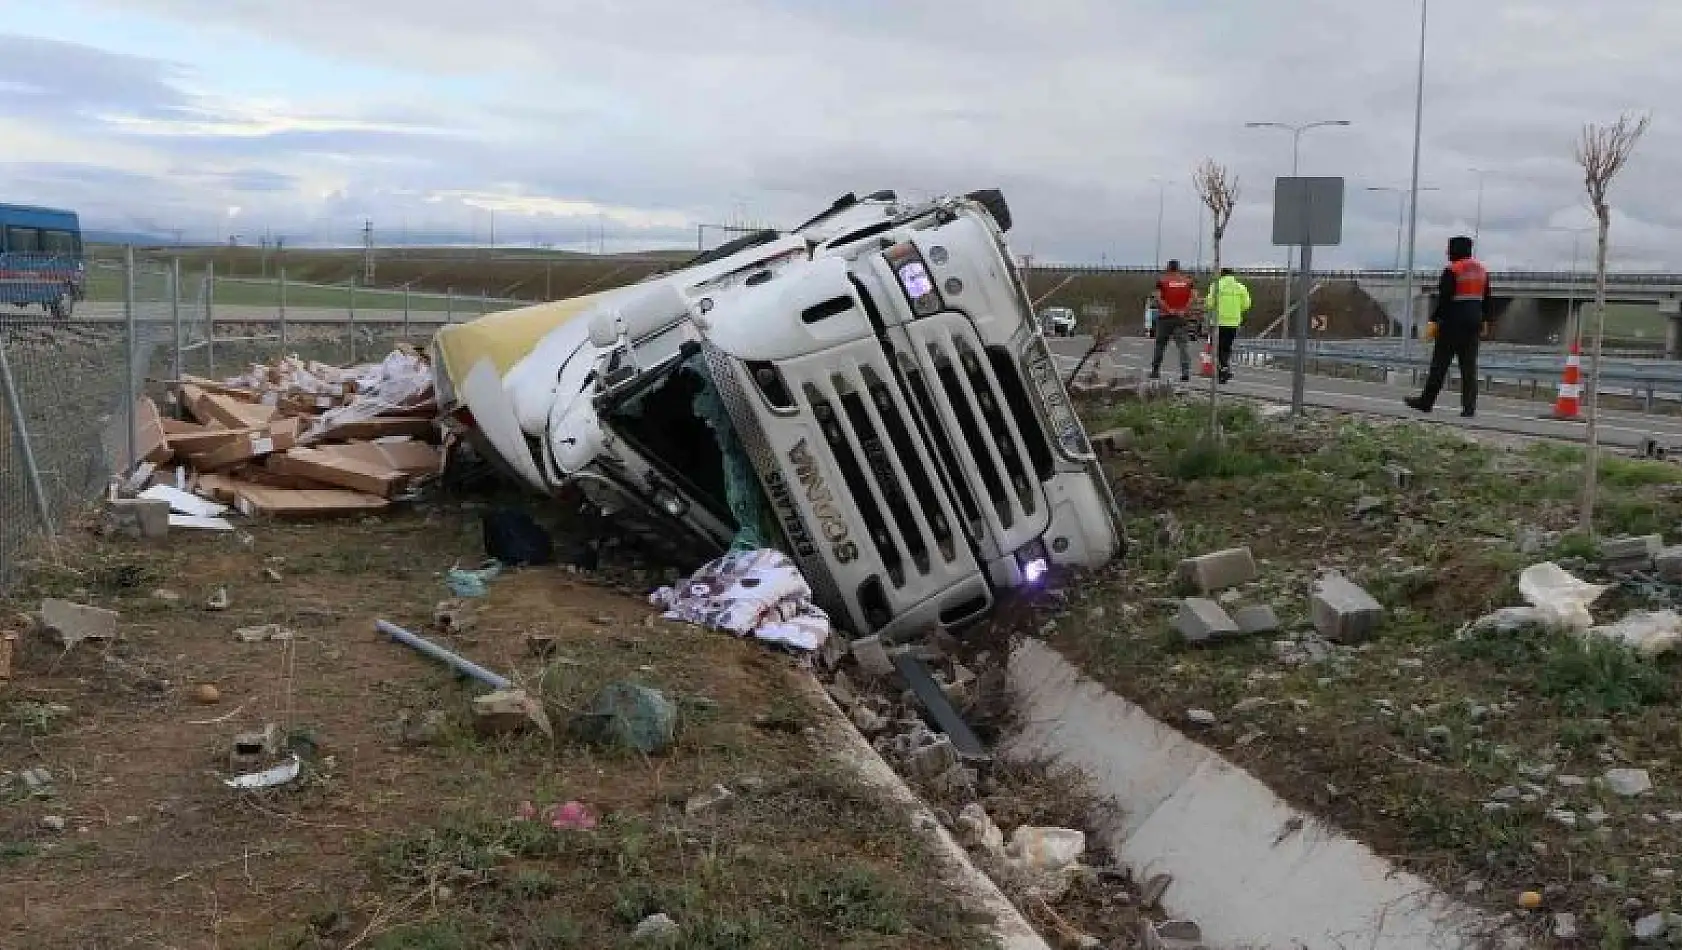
[909,736,958,781]
[1600,534,1662,569]
[472,688,553,738]
[1311,575,1384,643]
[850,635,896,677]
[1383,465,1414,490]
[1175,598,1240,645]
[1177,547,1258,594]
[1232,605,1281,636]
[39,600,118,647]
[1092,428,1135,456]
[1657,546,1682,583]
[103,498,169,540]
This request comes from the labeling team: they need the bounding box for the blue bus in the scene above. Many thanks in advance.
[0,203,85,318]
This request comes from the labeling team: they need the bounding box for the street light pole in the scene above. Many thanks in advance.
[1153,178,1169,268]
[1400,0,1430,358]
[1470,167,1489,245]
[1245,119,1353,339]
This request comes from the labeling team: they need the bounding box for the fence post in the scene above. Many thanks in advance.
[348,282,358,365]
[123,245,138,472]
[0,332,55,538]
[480,287,488,316]
[403,284,411,341]
[205,262,217,377]
[279,266,289,354]
[171,258,183,391]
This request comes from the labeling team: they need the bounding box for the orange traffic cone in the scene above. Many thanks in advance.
[1198,343,1215,378]
[1549,339,1584,421]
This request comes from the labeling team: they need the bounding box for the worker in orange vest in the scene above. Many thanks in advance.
[1406,236,1495,418]
[1149,259,1195,382]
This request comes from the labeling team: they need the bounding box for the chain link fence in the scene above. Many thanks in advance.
[0,249,474,592]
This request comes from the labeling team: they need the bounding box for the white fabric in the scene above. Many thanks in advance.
[650,548,831,652]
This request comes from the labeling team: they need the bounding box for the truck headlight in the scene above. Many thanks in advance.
[884,242,943,316]
[653,487,688,518]
[1016,539,1050,585]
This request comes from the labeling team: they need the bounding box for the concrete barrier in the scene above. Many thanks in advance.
[1005,639,1516,950]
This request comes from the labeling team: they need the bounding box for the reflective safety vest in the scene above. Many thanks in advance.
[1450,257,1489,301]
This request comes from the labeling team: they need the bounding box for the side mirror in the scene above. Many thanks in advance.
[588,310,625,349]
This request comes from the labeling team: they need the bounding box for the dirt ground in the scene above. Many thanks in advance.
[1052,392,1682,946]
[0,503,992,950]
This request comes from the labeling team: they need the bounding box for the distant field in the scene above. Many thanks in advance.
[80,267,498,313]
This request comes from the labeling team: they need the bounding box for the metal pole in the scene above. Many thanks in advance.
[1154,183,1165,268]
[1472,171,1485,245]
[376,620,511,690]
[123,246,137,471]
[1280,135,1302,349]
[205,262,217,376]
[0,332,54,537]
[403,284,411,340]
[1293,243,1314,416]
[170,257,183,388]
[347,282,357,364]
[1400,0,1429,359]
[278,266,289,354]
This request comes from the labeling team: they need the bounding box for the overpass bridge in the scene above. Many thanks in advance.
[1019,264,1682,354]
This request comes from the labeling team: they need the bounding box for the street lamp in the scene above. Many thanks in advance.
[1366,185,1440,272]
[1150,177,1173,268]
[1400,0,1430,355]
[1244,119,1353,337]
[1469,167,1491,245]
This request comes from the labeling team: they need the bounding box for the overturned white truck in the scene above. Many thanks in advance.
[431,189,1122,641]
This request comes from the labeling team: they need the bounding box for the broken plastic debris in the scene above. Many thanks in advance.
[140,484,229,518]
[548,800,598,830]
[1518,562,1608,632]
[1004,825,1085,872]
[1588,610,1682,657]
[446,560,504,598]
[224,753,301,790]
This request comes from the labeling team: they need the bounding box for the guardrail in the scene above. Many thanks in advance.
[1236,338,1682,410]
[1026,264,1682,284]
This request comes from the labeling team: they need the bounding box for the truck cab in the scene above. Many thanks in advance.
[433,189,1123,641]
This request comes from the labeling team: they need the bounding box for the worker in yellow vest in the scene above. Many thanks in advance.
[1205,268,1252,384]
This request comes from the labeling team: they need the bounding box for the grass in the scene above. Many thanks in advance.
[80,269,484,312]
[0,507,993,950]
[1050,392,1682,946]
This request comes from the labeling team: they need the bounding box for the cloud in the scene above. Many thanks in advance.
[0,1,1676,268]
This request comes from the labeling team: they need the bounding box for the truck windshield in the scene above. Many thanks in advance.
[601,353,775,551]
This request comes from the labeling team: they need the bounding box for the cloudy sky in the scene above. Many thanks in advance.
[0,0,1673,269]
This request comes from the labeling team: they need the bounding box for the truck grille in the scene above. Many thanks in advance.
[801,363,961,590]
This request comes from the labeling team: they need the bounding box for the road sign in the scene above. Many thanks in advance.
[1270,177,1346,418]
[1271,177,1345,247]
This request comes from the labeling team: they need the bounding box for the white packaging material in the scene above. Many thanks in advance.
[1004,825,1086,873]
[1588,610,1682,657]
[650,549,831,652]
[1518,562,1609,632]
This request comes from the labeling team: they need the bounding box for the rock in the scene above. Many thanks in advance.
[1231,697,1269,714]
[1490,786,1523,801]
[909,737,958,781]
[1311,574,1384,642]
[1425,726,1452,749]
[1482,803,1511,814]
[103,497,169,540]
[1352,495,1384,517]
[151,589,181,604]
[850,704,888,735]
[40,815,65,832]
[1175,598,1239,644]
[955,803,1005,855]
[1473,606,1553,634]
[1585,808,1609,827]
[39,599,119,647]
[1605,768,1653,797]
[192,684,221,705]
[1633,912,1667,941]
[685,784,735,816]
[205,588,230,612]
[433,600,477,634]
[19,768,52,791]
[1657,546,1682,583]
[631,912,680,944]
[400,710,448,747]
[1547,809,1577,828]
[569,682,677,754]
[1384,464,1415,490]
[1186,708,1217,727]
[472,688,554,738]
[233,624,293,643]
[1156,512,1186,548]
[1600,534,1662,571]
[1232,604,1281,635]
[850,635,896,677]
[933,763,978,797]
[1557,774,1589,788]
[1177,547,1258,594]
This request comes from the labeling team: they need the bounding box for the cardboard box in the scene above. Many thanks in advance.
[189,417,303,472]
[323,440,444,476]
[233,486,390,519]
[195,392,280,430]
[313,416,437,442]
[266,446,405,498]
[134,397,174,466]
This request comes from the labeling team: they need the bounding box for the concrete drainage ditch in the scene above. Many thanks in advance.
[817,633,1526,949]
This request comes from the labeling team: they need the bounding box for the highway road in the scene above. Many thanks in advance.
[1047,336,1682,451]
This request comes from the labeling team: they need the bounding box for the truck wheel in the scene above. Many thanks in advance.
[47,288,73,319]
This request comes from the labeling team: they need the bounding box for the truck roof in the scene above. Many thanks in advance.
[0,203,81,227]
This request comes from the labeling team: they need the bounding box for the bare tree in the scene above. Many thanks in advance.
[1194,159,1240,436]
[1575,112,1650,535]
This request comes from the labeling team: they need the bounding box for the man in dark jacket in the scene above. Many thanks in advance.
[1406,235,1494,418]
